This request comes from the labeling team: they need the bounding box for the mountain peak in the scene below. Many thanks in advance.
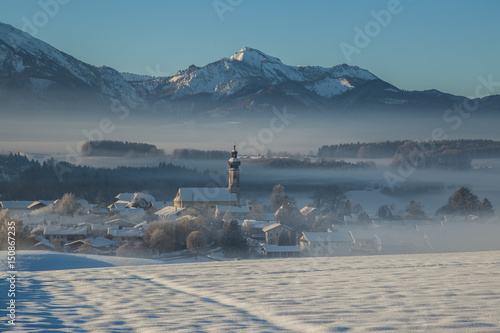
[229,47,282,67]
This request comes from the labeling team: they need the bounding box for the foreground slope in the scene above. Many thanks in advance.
[1,251,499,332]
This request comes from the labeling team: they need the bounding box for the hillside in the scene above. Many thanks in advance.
[2,250,499,332]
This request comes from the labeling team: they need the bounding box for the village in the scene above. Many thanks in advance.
[0,144,492,261]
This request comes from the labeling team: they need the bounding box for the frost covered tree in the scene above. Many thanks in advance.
[479,198,494,216]
[436,187,493,216]
[377,204,394,220]
[55,193,80,216]
[0,210,35,250]
[271,185,291,212]
[187,231,207,260]
[406,200,426,219]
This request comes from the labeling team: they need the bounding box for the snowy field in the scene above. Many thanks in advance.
[2,251,500,332]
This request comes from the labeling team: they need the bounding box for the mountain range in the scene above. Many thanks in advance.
[1,22,498,118]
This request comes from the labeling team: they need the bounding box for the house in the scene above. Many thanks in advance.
[242,220,277,240]
[174,187,237,211]
[261,245,301,258]
[107,227,142,243]
[64,237,116,253]
[300,231,354,256]
[300,206,320,222]
[27,200,54,210]
[33,237,56,250]
[215,205,250,219]
[43,226,87,243]
[349,230,382,255]
[262,223,294,245]
[105,218,137,228]
[0,201,33,216]
[155,206,185,221]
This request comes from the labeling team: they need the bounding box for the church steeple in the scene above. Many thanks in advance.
[228,141,240,204]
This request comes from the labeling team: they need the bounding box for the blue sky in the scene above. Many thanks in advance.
[1,0,499,97]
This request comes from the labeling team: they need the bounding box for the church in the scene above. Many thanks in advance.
[173,143,241,211]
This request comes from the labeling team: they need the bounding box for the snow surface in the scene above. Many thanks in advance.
[1,250,499,332]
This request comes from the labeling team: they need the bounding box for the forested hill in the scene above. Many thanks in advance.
[318,139,500,160]
[81,140,165,157]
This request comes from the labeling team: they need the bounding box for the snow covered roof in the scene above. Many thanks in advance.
[174,187,237,203]
[216,205,250,214]
[301,232,354,243]
[115,192,156,203]
[262,245,301,253]
[108,200,130,210]
[300,206,317,216]
[27,200,54,209]
[0,201,33,209]
[59,216,84,225]
[105,218,137,228]
[155,206,185,217]
[34,237,55,249]
[117,208,145,216]
[43,226,87,236]
[65,237,116,248]
[115,193,135,202]
[242,220,277,229]
[107,227,142,238]
[88,208,108,215]
[262,223,292,233]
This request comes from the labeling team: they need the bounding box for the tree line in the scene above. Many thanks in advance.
[0,155,209,203]
[171,148,230,160]
[80,140,165,157]
[318,139,500,169]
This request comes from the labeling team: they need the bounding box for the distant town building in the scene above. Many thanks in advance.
[174,143,242,212]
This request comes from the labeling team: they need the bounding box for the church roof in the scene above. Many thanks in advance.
[174,188,237,203]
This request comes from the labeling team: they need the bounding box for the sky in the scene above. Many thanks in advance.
[0,0,499,98]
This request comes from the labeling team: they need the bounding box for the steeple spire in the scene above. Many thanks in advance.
[228,141,241,205]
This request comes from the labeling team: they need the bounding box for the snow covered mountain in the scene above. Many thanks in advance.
[0,22,498,116]
[0,22,144,113]
[128,47,382,114]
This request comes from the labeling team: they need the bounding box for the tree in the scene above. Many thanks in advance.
[312,185,346,213]
[187,231,207,260]
[249,202,264,220]
[0,210,34,250]
[116,243,135,257]
[343,200,352,215]
[437,187,481,216]
[271,185,291,212]
[406,200,426,219]
[479,198,494,216]
[275,204,305,231]
[377,204,393,220]
[220,220,248,258]
[55,193,80,216]
[357,211,370,224]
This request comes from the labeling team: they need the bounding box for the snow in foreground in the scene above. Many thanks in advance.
[1,251,500,332]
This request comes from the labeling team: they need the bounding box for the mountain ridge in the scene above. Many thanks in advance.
[0,22,498,117]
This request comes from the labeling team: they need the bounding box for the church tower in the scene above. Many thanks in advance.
[228,142,241,205]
